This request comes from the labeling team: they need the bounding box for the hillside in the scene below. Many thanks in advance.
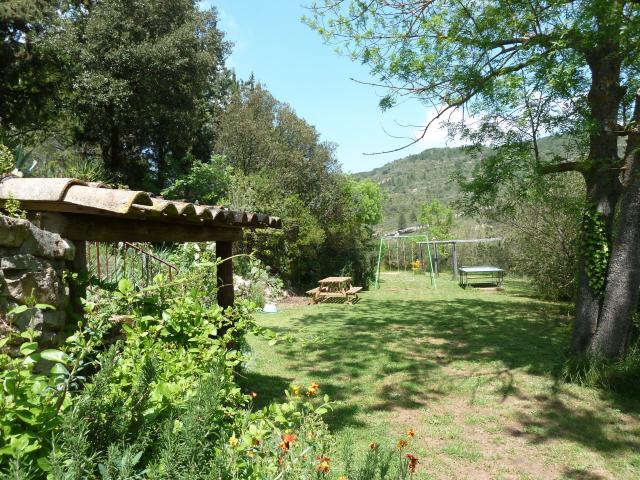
[355,136,570,231]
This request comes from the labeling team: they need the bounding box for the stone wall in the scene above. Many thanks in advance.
[0,214,75,352]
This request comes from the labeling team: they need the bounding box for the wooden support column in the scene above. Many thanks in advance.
[68,240,87,316]
[216,241,234,309]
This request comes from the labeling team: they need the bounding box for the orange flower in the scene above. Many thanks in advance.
[406,453,419,473]
[277,456,284,465]
[407,428,415,438]
[279,433,296,453]
[369,442,378,450]
[306,382,320,397]
[316,455,330,473]
[397,439,408,449]
[250,392,257,398]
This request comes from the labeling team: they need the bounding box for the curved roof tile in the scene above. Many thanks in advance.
[0,177,280,230]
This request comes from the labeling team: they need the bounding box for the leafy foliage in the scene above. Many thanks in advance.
[418,200,453,240]
[47,0,231,189]
[0,0,62,135]
[0,144,14,174]
[579,208,610,296]
[217,81,383,288]
[2,198,27,219]
[160,155,232,205]
[0,304,109,475]
[1,264,338,479]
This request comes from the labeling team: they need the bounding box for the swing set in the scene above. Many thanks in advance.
[374,235,505,290]
[374,233,437,289]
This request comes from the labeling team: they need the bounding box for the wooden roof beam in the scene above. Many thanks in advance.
[33,212,243,243]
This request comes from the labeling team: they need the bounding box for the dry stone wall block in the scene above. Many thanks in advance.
[0,214,75,353]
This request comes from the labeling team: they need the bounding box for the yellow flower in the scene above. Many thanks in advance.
[338,476,348,480]
[228,435,238,447]
[397,439,408,449]
[292,385,301,396]
[407,428,415,438]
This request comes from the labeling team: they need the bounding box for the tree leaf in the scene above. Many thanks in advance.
[19,342,38,356]
[40,349,70,364]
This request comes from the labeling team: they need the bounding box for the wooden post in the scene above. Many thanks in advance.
[402,240,406,271]
[216,241,234,308]
[68,241,87,316]
[452,242,458,281]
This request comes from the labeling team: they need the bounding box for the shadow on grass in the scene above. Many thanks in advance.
[562,469,609,480]
[237,371,368,431]
[510,395,640,453]
[250,277,640,456]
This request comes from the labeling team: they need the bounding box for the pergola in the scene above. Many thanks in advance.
[0,177,281,308]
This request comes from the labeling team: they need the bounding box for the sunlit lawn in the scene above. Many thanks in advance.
[241,272,640,479]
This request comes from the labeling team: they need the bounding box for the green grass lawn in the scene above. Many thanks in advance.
[241,272,640,479]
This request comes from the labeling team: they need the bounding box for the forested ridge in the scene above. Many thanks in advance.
[356,136,571,231]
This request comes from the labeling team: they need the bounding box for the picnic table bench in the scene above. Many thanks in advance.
[306,276,362,304]
[458,266,505,288]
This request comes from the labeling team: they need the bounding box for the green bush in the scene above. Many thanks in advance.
[1,271,335,479]
[0,304,109,475]
[0,144,14,174]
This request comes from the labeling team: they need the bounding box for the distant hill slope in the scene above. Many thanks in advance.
[354,136,569,231]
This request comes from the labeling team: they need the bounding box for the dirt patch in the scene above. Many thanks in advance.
[277,295,310,308]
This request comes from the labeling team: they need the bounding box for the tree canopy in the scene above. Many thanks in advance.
[51,0,230,189]
[307,0,640,358]
[419,200,453,240]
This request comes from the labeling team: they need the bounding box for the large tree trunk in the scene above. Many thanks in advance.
[572,171,621,353]
[589,91,640,358]
[570,26,625,354]
[102,121,122,175]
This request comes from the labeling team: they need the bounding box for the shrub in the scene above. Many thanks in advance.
[2,270,334,479]
[0,304,109,475]
[0,144,14,174]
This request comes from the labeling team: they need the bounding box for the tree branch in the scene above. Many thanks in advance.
[540,161,588,174]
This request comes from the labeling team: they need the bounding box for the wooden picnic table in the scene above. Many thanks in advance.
[306,276,363,304]
[319,276,352,291]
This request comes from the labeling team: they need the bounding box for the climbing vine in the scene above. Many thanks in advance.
[579,208,610,295]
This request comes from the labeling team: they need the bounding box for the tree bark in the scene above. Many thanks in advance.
[102,121,122,175]
[589,91,640,358]
[572,169,622,353]
[570,22,626,354]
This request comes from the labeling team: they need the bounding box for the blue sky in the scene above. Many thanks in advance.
[201,1,458,173]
